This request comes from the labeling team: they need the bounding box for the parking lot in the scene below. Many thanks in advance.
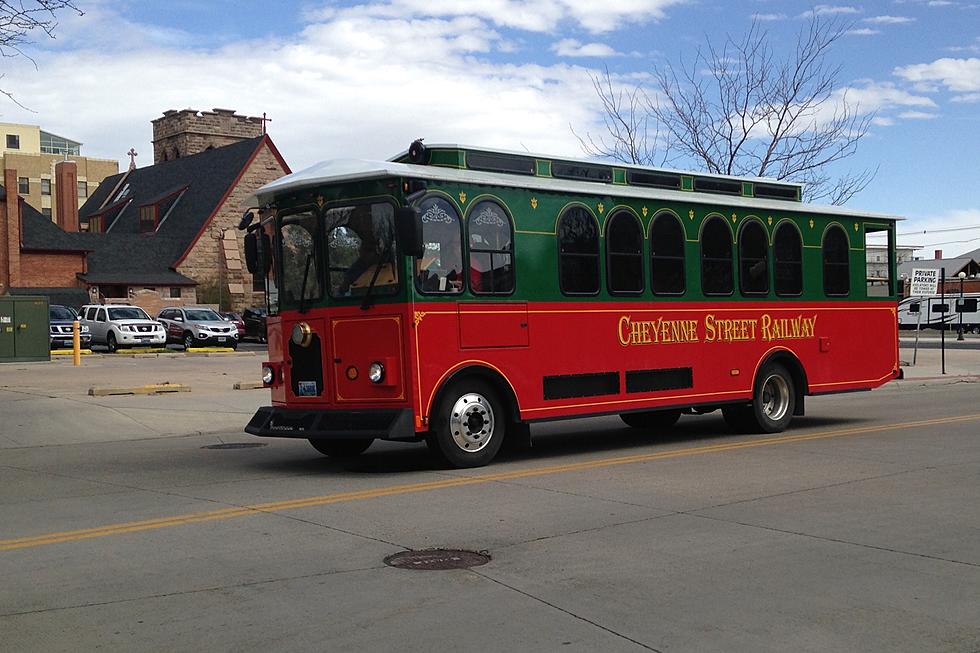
[2,346,979,651]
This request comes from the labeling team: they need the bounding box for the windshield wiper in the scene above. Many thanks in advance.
[359,246,393,311]
[298,252,313,314]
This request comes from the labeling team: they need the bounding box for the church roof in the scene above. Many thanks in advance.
[77,136,272,285]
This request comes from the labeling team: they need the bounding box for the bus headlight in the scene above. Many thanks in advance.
[368,362,385,384]
[291,322,313,347]
[262,365,275,385]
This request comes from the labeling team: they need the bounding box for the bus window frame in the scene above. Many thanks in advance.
[737,217,770,297]
[700,214,735,297]
[605,209,645,296]
[466,198,517,297]
[822,223,851,298]
[772,219,804,297]
[276,205,325,310]
[649,211,687,297]
[322,198,401,301]
[557,204,602,297]
[414,194,466,297]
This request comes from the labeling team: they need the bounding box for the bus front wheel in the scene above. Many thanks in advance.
[725,363,795,434]
[427,379,505,468]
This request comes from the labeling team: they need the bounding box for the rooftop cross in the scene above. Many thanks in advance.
[127,148,137,170]
[260,112,272,135]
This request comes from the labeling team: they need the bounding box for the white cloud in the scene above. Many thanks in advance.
[951,92,980,102]
[800,5,861,17]
[895,209,980,259]
[751,13,787,21]
[847,28,881,36]
[863,15,915,23]
[897,110,939,119]
[304,0,687,34]
[894,57,980,92]
[0,5,613,172]
[552,39,621,58]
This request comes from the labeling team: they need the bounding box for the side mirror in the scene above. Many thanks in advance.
[395,206,423,259]
[238,210,255,231]
[244,227,272,275]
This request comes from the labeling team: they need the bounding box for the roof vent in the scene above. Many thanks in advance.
[693,177,742,196]
[466,152,535,175]
[754,183,798,201]
[627,170,682,190]
[551,161,612,183]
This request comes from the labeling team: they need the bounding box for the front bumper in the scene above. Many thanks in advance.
[245,406,416,441]
[117,332,167,346]
[50,335,92,349]
[192,333,239,346]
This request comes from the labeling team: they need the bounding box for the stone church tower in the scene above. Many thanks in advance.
[151,108,265,164]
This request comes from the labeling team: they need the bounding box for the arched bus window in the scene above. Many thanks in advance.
[606,210,643,294]
[415,196,464,294]
[468,200,514,294]
[774,222,803,296]
[650,212,685,295]
[738,219,769,296]
[558,206,600,295]
[701,216,733,295]
[823,224,850,296]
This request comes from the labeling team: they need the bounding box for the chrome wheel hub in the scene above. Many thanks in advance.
[761,374,790,422]
[449,393,495,452]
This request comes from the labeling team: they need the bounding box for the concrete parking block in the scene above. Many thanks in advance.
[233,380,264,390]
[49,349,94,356]
[88,383,191,396]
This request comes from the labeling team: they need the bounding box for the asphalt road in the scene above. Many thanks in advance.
[2,378,979,652]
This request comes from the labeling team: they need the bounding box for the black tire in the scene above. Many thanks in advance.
[183,332,195,350]
[106,331,118,353]
[620,410,681,430]
[230,341,239,351]
[730,363,796,434]
[426,379,505,468]
[308,438,373,458]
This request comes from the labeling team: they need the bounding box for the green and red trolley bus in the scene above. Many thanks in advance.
[242,141,900,467]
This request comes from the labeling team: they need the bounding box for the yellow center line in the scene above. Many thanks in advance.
[3,413,978,552]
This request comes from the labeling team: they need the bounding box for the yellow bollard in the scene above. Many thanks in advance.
[72,319,81,366]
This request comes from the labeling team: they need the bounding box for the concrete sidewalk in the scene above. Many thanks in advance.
[898,343,980,381]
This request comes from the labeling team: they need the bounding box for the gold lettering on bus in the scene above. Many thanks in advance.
[618,313,818,346]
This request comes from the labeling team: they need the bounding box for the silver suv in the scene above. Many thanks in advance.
[157,306,240,350]
[78,304,167,352]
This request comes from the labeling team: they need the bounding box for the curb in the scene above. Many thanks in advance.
[233,381,264,390]
[88,383,191,396]
[50,349,94,356]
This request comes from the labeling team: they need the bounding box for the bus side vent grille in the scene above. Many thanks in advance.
[693,178,742,196]
[551,162,613,183]
[543,372,619,400]
[627,170,682,190]
[754,184,799,201]
[467,152,536,176]
[625,367,693,393]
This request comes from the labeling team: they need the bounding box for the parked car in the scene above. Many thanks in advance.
[49,304,91,350]
[78,304,167,352]
[242,307,267,343]
[219,311,246,338]
[157,306,240,350]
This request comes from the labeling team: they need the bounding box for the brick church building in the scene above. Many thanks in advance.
[0,109,290,314]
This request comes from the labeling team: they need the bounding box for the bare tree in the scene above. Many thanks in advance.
[0,1,83,107]
[579,16,875,204]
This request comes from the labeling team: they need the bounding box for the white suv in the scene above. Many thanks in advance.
[78,304,167,352]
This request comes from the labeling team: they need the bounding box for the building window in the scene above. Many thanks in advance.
[88,216,102,233]
[700,216,733,296]
[6,134,19,149]
[42,208,52,219]
[139,205,157,233]
[467,200,514,294]
[77,181,88,198]
[738,219,769,296]
[650,212,686,295]
[17,177,29,194]
[558,206,600,295]
[605,211,643,295]
[773,222,803,296]
[170,287,182,299]
[40,178,51,196]
[823,225,850,296]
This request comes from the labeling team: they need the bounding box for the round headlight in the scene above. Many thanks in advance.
[261,365,274,385]
[368,362,385,384]
[291,322,313,347]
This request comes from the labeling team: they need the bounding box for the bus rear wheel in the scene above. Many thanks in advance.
[308,438,373,458]
[427,379,505,468]
[725,363,795,434]
[620,410,681,430]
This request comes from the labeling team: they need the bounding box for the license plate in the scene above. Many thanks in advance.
[297,381,318,396]
[218,337,226,342]
[138,337,151,342]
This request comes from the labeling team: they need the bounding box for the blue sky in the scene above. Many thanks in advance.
[4,0,979,256]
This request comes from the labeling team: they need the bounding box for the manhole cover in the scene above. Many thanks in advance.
[384,549,490,570]
[201,442,268,450]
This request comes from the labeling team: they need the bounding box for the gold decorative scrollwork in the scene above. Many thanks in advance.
[530,197,538,209]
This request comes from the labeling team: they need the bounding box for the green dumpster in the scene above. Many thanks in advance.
[0,295,50,362]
